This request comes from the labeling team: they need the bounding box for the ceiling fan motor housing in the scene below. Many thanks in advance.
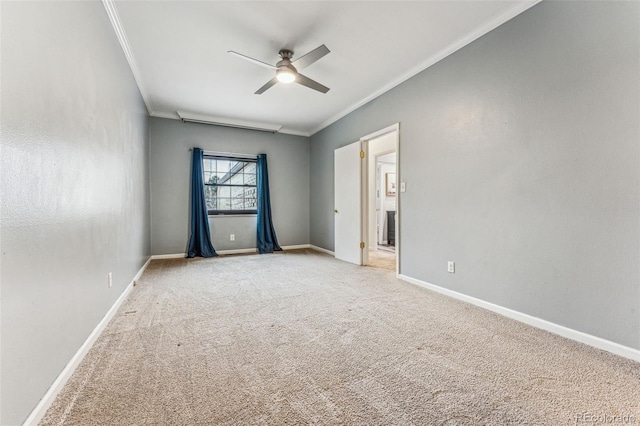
[276,50,297,82]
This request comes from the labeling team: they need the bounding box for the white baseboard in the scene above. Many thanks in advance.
[309,245,335,256]
[150,253,184,260]
[23,257,153,426]
[217,248,257,255]
[282,244,311,251]
[151,245,313,259]
[217,246,312,255]
[398,274,640,363]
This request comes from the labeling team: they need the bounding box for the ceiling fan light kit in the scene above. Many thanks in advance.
[276,68,296,84]
[229,45,331,94]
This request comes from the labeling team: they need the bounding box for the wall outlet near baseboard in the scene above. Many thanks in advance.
[108,272,113,288]
[230,234,235,241]
[447,261,455,273]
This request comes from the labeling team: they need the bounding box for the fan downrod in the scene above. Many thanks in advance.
[278,49,294,60]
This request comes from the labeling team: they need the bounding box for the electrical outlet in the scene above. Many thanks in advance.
[447,261,455,273]
[108,272,113,288]
[230,234,235,241]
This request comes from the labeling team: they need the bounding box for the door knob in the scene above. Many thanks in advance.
[334,209,339,213]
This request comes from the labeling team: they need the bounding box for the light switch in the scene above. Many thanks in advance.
[400,181,406,193]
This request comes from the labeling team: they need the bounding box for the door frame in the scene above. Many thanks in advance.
[360,123,400,276]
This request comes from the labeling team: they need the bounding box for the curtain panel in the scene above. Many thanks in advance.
[256,154,282,254]
[186,148,218,258]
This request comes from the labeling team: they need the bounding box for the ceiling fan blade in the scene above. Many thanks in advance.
[255,77,279,95]
[291,45,330,71]
[228,51,276,70]
[295,73,330,93]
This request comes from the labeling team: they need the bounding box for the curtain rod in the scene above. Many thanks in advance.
[189,149,258,159]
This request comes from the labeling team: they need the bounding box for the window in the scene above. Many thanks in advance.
[203,155,257,215]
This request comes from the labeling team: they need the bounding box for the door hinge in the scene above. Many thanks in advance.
[360,242,365,249]
[360,151,365,158]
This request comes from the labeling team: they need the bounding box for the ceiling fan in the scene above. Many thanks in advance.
[228,45,330,95]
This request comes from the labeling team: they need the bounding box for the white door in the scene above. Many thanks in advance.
[334,141,362,265]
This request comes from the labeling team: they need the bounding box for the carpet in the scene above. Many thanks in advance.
[41,249,640,425]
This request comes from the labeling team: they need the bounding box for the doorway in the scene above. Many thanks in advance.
[333,123,400,275]
[365,133,397,272]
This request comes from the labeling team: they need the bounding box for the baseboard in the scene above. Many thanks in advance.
[23,257,153,426]
[151,245,312,259]
[309,245,335,256]
[217,246,311,255]
[398,274,640,363]
[150,253,184,260]
[282,244,311,251]
[216,245,327,255]
[217,248,258,255]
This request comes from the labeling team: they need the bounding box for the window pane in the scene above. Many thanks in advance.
[217,160,232,172]
[229,172,243,185]
[217,198,231,210]
[203,156,257,214]
[244,173,256,185]
[231,196,244,210]
[217,186,230,198]
[215,170,228,183]
[205,186,216,210]
[203,159,215,172]
[244,187,256,208]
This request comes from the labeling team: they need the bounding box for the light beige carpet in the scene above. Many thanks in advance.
[41,249,640,425]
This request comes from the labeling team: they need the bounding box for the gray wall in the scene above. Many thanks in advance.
[0,2,150,424]
[149,117,310,254]
[310,1,640,349]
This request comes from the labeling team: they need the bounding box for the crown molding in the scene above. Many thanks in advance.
[308,0,542,136]
[102,0,153,114]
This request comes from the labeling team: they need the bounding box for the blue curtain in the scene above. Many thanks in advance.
[256,154,282,254]
[186,148,217,258]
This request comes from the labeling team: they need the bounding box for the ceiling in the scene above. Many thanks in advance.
[107,0,539,136]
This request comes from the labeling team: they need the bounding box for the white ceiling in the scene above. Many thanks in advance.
[108,0,539,136]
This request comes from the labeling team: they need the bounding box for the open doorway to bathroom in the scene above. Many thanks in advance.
[365,131,397,271]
